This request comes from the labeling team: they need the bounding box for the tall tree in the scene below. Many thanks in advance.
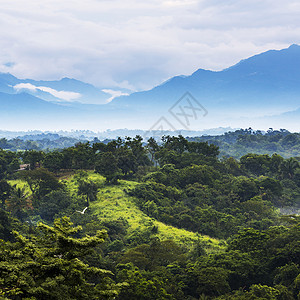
[95,152,121,184]
[0,217,121,299]
[21,168,62,202]
[5,185,32,221]
[22,150,45,170]
[78,180,99,206]
[0,179,11,209]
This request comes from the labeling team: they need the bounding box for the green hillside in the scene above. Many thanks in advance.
[60,171,223,252]
[89,175,222,251]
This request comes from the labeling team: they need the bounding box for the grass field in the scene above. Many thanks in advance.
[85,173,224,252]
[10,170,225,252]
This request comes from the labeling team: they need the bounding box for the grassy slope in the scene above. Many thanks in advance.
[10,172,224,252]
[86,173,224,252]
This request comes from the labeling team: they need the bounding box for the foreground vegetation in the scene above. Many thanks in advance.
[0,133,300,299]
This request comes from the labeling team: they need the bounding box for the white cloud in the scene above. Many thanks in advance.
[13,83,81,101]
[0,0,300,90]
[102,89,129,102]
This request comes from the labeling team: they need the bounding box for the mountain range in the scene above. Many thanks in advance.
[0,44,300,132]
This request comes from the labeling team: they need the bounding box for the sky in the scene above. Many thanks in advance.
[0,0,300,92]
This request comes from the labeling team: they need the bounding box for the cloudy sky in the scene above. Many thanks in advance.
[0,0,299,91]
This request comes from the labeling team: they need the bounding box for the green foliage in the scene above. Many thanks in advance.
[119,238,185,271]
[0,179,11,209]
[195,267,231,296]
[20,168,62,202]
[228,228,270,253]
[5,185,32,221]
[116,263,172,300]
[43,151,64,172]
[95,152,121,184]
[231,176,259,202]
[0,209,15,241]
[0,217,120,299]
[22,150,44,170]
[0,149,20,179]
[38,190,73,222]
[0,133,300,299]
[77,179,99,206]
[190,128,300,158]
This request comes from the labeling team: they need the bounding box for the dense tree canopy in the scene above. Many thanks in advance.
[0,133,299,299]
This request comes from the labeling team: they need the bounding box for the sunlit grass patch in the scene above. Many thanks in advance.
[88,174,224,252]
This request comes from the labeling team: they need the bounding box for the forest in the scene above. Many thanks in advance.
[1,128,300,159]
[0,134,300,299]
[190,128,300,159]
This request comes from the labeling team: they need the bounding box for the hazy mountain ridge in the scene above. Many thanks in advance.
[0,44,300,131]
[0,73,111,104]
[109,44,300,131]
[0,127,235,140]
[112,44,300,109]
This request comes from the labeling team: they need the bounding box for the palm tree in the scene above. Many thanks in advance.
[77,180,99,206]
[5,185,32,221]
[280,158,299,179]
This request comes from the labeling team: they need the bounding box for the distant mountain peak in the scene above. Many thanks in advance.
[288,43,300,49]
